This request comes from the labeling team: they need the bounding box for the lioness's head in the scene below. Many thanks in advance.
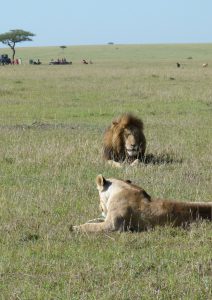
[95,174,151,218]
[96,174,112,217]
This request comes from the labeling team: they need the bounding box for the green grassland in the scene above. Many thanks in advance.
[0,44,212,299]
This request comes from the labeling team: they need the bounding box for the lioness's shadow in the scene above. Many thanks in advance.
[143,153,183,165]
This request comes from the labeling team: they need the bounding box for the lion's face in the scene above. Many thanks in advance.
[123,126,141,157]
[103,114,146,162]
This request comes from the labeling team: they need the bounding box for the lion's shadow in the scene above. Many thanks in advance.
[143,153,183,165]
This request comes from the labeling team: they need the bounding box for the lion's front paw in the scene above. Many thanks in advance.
[108,160,122,168]
[130,159,140,166]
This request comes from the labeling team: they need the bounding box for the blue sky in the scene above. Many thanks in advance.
[1,0,212,47]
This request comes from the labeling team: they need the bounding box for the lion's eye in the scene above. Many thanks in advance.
[124,131,131,137]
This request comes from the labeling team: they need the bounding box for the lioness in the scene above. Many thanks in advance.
[72,175,212,233]
[103,113,146,167]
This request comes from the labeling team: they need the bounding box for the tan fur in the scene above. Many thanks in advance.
[72,175,212,233]
[103,114,146,167]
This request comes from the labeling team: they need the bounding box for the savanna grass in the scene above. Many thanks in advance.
[0,44,211,299]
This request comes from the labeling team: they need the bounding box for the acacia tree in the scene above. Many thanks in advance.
[0,29,35,60]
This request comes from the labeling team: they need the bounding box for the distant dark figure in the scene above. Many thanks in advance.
[82,59,88,64]
[33,59,41,65]
[0,54,11,65]
[176,62,181,68]
[202,63,208,68]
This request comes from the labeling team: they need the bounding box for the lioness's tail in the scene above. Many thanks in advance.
[173,201,212,221]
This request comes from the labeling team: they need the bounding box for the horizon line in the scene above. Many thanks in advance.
[0,41,212,49]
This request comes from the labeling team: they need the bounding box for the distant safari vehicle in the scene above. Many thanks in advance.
[0,54,11,65]
[49,58,72,65]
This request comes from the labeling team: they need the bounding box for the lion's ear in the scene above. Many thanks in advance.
[112,121,118,126]
[96,174,107,190]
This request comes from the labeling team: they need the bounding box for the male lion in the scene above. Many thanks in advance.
[72,175,212,233]
[103,113,146,167]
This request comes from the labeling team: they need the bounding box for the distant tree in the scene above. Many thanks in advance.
[60,45,67,50]
[0,29,35,60]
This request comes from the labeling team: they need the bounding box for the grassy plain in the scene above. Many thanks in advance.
[0,44,212,299]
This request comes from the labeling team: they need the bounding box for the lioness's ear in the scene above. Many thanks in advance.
[96,174,107,190]
[125,179,132,184]
[143,191,152,203]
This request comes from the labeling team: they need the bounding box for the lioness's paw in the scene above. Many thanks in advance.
[69,225,74,232]
[69,225,79,232]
